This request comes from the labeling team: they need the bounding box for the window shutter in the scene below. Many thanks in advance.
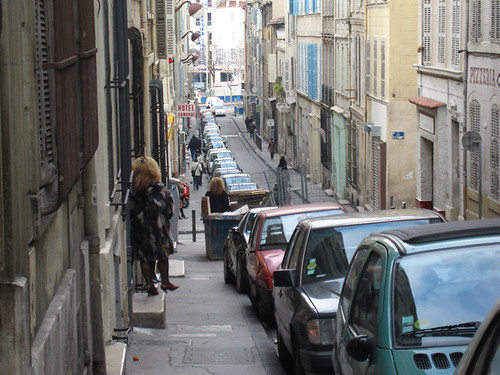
[491,105,500,201]
[469,100,481,191]
[157,0,167,59]
[373,38,377,97]
[472,0,482,41]
[492,0,500,42]
[365,39,371,93]
[423,0,431,65]
[35,0,57,186]
[452,0,461,69]
[380,40,385,99]
[166,0,176,59]
[438,0,446,66]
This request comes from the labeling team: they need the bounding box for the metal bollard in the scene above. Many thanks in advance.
[192,209,196,242]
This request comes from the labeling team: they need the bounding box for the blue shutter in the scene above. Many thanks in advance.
[305,0,310,14]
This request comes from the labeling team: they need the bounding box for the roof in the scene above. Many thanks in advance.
[259,203,346,219]
[303,209,445,230]
[408,96,446,109]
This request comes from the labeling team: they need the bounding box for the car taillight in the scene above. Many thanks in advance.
[255,256,273,289]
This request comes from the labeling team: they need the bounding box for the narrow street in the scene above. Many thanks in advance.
[124,108,289,375]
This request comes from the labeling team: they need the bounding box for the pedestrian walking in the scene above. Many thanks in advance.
[248,122,255,139]
[191,158,204,190]
[130,156,179,296]
[188,135,201,160]
[245,117,252,132]
[173,172,188,219]
[268,138,276,160]
[205,177,231,213]
[278,154,288,170]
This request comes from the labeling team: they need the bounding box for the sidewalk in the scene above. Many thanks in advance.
[125,233,286,375]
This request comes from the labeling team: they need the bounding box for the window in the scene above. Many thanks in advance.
[469,100,481,191]
[491,105,500,202]
[373,38,378,97]
[207,12,212,26]
[380,40,386,99]
[423,0,432,65]
[349,251,383,334]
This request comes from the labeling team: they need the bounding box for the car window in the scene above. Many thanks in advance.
[302,228,349,284]
[349,250,384,335]
[393,244,500,347]
[341,248,370,313]
[282,227,306,269]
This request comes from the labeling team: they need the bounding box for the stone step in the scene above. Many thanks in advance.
[105,342,127,375]
[133,292,166,329]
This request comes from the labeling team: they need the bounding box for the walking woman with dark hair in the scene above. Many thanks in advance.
[130,156,179,296]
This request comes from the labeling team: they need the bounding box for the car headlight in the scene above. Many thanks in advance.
[307,319,335,345]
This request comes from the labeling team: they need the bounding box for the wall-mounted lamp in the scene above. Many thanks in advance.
[182,31,202,43]
[181,54,200,66]
[175,1,205,19]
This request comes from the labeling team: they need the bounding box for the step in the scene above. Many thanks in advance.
[105,342,127,375]
[133,292,166,329]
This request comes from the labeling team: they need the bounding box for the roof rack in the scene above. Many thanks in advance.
[382,218,500,244]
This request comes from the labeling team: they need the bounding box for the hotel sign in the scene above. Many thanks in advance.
[177,103,196,118]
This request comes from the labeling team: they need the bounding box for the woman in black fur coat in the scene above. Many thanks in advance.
[130,156,179,295]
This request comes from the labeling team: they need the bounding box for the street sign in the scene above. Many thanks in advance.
[177,103,196,117]
[462,131,481,151]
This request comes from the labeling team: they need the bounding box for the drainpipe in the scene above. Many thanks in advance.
[460,0,470,219]
[141,0,151,156]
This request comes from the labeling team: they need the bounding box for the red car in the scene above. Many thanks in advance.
[246,203,347,323]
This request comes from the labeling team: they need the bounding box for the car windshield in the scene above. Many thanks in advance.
[394,244,500,347]
[259,209,345,247]
[302,219,443,285]
[211,152,232,161]
[224,176,252,185]
[227,183,257,192]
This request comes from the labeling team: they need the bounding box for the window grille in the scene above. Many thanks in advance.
[438,0,446,66]
[423,0,432,65]
[452,0,461,68]
[469,100,481,191]
[491,105,500,201]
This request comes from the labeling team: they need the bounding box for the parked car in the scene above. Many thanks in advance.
[246,203,347,322]
[207,149,233,171]
[206,140,226,152]
[273,209,446,375]
[221,173,252,189]
[223,206,277,293]
[213,105,226,116]
[210,159,240,175]
[454,297,500,375]
[212,167,242,178]
[332,218,500,375]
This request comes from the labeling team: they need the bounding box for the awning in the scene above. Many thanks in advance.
[409,97,446,109]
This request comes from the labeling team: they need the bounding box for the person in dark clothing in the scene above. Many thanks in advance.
[245,117,252,132]
[268,138,276,160]
[278,154,288,170]
[205,177,230,213]
[188,135,201,160]
[130,156,179,296]
[248,122,255,139]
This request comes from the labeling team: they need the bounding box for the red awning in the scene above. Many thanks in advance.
[409,97,446,109]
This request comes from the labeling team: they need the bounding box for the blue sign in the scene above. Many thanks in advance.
[393,131,405,140]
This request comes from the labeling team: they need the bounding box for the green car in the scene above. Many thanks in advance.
[333,218,500,375]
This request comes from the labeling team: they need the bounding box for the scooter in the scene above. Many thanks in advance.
[181,181,190,208]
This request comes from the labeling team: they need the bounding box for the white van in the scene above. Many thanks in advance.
[206,96,223,109]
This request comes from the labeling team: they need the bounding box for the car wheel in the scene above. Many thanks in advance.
[223,248,236,284]
[293,336,306,375]
[277,331,293,370]
[235,255,249,294]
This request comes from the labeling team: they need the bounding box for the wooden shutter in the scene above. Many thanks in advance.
[438,0,446,66]
[380,40,385,99]
[365,39,370,93]
[452,0,461,69]
[373,38,377,97]
[157,0,167,59]
[491,105,500,201]
[470,100,481,191]
[472,0,482,41]
[423,0,431,65]
[491,0,500,42]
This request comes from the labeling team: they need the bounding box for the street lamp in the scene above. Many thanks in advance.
[181,54,200,66]
[181,31,202,43]
[175,1,205,19]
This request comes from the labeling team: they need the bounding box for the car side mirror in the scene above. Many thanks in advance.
[273,269,295,288]
[346,335,375,362]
